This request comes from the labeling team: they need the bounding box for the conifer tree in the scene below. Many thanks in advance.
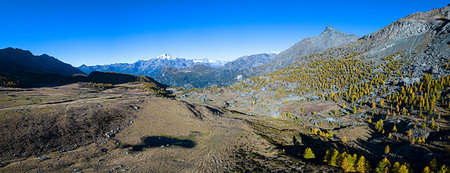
[438,165,447,173]
[398,164,408,173]
[346,154,357,172]
[356,155,368,173]
[392,162,401,173]
[429,158,438,171]
[342,136,348,143]
[303,148,315,159]
[384,145,390,155]
[329,149,339,167]
[375,158,390,173]
[323,149,330,163]
[337,151,347,168]
[341,156,349,171]
[423,166,431,173]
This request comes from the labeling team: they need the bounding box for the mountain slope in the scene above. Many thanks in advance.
[243,26,360,78]
[185,5,449,172]
[78,54,227,77]
[154,53,278,88]
[232,5,449,106]
[0,47,84,76]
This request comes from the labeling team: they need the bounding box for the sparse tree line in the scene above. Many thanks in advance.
[79,81,172,97]
[0,75,18,87]
[190,45,448,173]
[302,147,447,173]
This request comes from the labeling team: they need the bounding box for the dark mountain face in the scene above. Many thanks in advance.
[242,26,360,78]
[0,47,85,77]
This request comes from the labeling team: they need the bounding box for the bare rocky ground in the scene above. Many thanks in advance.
[0,84,338,172]
[2,81,446,172]
[183,86,450,172]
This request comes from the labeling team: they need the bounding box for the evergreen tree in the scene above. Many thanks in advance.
[384,145,390,155]
[375,119,384,132]
[323,149,330,163]
[341,156,349,171]
[337,151,347,167]
[423,166,431,173]
[356,155,368,173]
[398,164,408,173]
[346,154,357,172]
[375,158,390,173]
[437,165,447,173]
[429,159,438,171]
[329,149,339,167]
[303,148,315,159]
[392,162,401,173]
[342,136,348,143]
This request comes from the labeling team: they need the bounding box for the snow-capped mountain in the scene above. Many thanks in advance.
[154,52,278,88]
[192,59,227,69]
[156,53,177,60]
[77,54,227,77]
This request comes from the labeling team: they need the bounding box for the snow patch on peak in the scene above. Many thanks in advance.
[157,53,177,60]
[192,58,228,68]
[271,51,281,54]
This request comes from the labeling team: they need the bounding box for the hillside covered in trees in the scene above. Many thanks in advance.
[181,5,450,172]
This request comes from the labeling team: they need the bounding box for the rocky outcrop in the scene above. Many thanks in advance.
[243,26,360,78]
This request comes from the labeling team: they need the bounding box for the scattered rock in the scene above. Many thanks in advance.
[309,96,320,101]
[201,98,212,102]
[37,156,49,161]
[400,77,420,86]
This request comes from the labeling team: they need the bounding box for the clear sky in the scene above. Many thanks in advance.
[0,0,447,66]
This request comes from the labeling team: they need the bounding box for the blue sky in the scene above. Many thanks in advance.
[0,0,447,66]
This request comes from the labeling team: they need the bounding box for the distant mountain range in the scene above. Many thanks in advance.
[0,25,362,89]
[77,26,360,89]
[77,54,227,77]
[154,53,278,88]
[155,26,360,88]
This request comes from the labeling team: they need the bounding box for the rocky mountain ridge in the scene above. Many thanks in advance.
[154,53,278,88]
[77,54,227,77]
[242,26,360,78]
[0,47,85,77]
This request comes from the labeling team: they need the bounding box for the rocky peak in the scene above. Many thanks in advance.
[323,25,335,33]
[157,53,176,60]
[363,5,449,41]
[320,25,348,37]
